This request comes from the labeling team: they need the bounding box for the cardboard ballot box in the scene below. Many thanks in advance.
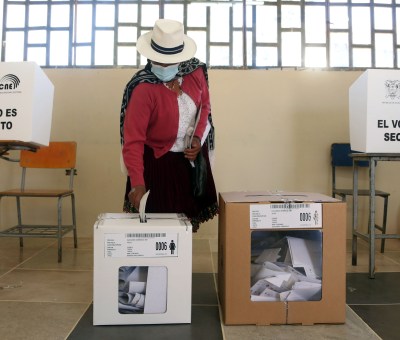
[218,191,346,325]
[349,69,400,153]
[0,62,54,146]
[93,213,192,325]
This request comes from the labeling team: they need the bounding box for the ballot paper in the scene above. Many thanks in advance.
[139,190,150,223]
[250,261,322,302]
[118,266,167,314]
[253,248,281,264]
[250,232,322,302]
[96,189,150,224]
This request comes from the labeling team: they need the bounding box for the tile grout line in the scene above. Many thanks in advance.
[0,299,92,304]
[209,238,217,275]
[0,299,90,305]
[381,253,400,266]
[23,240,94,340]
[208,238,227,340]
[13,267,93,273]
[346,305,383,340]
[0,240,56,279]
[348,302,400,306]
[63,301,93,340]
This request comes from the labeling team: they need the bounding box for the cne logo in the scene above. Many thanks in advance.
[0,74,20,90]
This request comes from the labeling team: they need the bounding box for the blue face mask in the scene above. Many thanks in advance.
[151,63,179,82]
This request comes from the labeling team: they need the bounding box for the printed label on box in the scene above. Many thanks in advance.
[104,232,179,258]
[250,203,322,229]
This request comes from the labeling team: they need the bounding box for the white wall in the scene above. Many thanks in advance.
[1,68,399,240]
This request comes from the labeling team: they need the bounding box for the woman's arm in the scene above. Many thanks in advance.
[122,84,152,187]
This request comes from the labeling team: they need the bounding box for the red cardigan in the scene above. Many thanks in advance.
[123,67,211,186]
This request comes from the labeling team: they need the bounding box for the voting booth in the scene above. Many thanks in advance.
[93,213,192,325]
[0,62,54,146]
[349,69,400,153]
[218,191,346,325]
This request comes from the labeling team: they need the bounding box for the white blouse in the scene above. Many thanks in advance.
[168,77,197,152]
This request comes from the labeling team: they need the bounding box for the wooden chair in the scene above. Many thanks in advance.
[0,141,78,262]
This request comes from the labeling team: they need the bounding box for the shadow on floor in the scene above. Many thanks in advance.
[347,272,400,340]
[67,273,223,340]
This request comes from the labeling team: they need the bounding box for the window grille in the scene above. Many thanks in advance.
[1,0,399,69]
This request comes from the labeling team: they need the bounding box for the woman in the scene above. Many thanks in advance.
[120,19,218,231]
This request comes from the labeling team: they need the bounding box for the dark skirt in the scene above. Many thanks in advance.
[123,143,218,232]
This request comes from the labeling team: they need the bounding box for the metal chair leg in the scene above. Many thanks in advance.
[352,162,359,266]
[57,197,63,263]
[71,194,77,249]
[16,197,23,247]
[381,196,388,253]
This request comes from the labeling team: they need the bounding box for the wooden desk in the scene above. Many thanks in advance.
[351,153,400,278]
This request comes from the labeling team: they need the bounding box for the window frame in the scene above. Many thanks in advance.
[1,0,399,70]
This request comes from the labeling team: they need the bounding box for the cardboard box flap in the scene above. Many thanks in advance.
[220,191,340,203]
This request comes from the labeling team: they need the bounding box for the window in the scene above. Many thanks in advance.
[1,0,400,69]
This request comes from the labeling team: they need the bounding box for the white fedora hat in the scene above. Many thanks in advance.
[137,19,197,64]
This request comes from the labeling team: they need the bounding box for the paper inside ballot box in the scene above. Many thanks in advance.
[118,266,167,314]
[251,233,322,302]
[0,62,54,146]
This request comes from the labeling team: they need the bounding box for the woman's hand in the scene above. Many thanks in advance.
[184,136,201,161]
[128,185,146,210]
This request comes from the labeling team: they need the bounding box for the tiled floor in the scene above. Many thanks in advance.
[0,235,399,340]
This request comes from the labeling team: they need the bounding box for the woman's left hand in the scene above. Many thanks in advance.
[184,136,201,161]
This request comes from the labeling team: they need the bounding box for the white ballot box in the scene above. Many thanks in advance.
[93,213,192,325]
[349,69,400,153]
[0,62,54,146]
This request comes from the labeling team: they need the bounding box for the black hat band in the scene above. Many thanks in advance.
[151,39,184,55]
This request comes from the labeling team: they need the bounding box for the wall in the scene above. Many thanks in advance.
[1,68,399,240]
